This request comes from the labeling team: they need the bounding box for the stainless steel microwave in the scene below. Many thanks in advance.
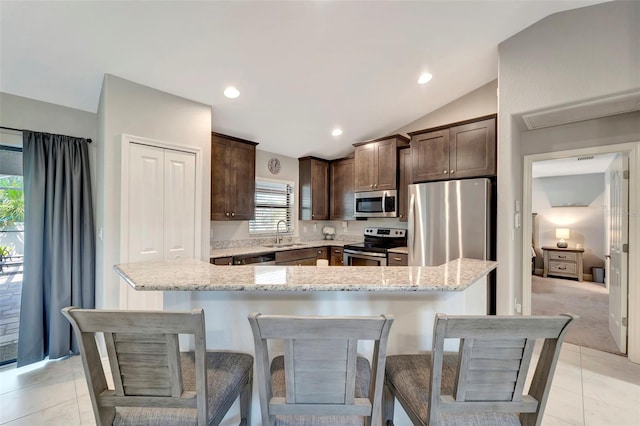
[354,190,398,218]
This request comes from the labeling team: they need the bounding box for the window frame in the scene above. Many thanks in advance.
[249,178,295,236]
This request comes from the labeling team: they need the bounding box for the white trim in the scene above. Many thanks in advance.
[522,141,640,363]
[119,134,203,309]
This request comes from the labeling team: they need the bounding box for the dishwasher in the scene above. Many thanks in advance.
[233,252,276,265]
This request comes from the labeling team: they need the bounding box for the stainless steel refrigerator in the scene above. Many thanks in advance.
[408,178,491,266]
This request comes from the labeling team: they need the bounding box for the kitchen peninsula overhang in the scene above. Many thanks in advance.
[113,258,497,292]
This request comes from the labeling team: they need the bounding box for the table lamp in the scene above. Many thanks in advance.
[555,228,570,248]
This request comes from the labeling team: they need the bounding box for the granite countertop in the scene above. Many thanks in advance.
[114,258,497,292]
[387,246,408,255]
[210,240,347,259]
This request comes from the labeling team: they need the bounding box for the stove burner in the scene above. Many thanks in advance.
[343,227,407,255]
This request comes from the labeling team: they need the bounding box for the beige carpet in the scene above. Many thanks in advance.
[531,275,623,355]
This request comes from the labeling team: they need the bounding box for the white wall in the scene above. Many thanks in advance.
[497,1,640,314]
[393,79,498,136]
[532,174,606,276]
[97,74,211,309]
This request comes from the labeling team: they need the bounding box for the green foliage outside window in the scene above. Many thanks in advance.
[0,176,24,228]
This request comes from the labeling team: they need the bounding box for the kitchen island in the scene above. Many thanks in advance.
[113,258,496,425]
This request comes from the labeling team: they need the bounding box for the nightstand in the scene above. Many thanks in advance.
[542,246,584,282]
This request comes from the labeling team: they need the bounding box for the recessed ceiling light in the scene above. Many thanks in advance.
[332,128,343,136]
[418,73,433,85]
[224,86,240,99]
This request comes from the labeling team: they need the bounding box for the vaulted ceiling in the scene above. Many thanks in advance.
[0,1,604,158]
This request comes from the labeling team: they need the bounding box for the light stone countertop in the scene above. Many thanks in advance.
[387,246,408,255]
[210,240,347,259]
[114,258,497,292]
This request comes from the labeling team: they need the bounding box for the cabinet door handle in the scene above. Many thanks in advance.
[226,212,230,217]
[450,170,455,174]
[231,212,235,217]
[312,214,315,218]
[394,257,402,261]
[444,170,448,174]
[558,255,566,258]
[334,249,341,253]
[558,266,567,270]
[370,184,374,188]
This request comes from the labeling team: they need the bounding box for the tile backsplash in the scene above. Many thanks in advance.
[210,218,407,250]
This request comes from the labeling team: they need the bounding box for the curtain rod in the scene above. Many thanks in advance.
[0,126,92,143]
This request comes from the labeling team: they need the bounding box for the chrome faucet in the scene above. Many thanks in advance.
[276,220,287,244]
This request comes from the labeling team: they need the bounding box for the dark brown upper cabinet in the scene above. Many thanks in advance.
[409,115,496,183]
[353,135,409,192]
[210,132,258,220]
[299,157,329,220]
[330,156,355,221]
[398,147,412,222]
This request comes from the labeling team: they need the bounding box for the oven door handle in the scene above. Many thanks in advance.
[343,249,387,258]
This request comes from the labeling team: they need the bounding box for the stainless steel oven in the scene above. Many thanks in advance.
[343,227,407,267]
[343,248,388,266]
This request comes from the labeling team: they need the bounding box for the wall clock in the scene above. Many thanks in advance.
[268,158,281,175]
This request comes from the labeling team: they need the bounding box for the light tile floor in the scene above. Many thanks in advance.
[0,343,639,425]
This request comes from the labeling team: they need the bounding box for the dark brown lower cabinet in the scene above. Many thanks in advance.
[330,247,344,266]
[276,247,322,266]
[387,253,408,266]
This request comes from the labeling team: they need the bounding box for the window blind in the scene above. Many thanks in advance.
[249,181,294,235]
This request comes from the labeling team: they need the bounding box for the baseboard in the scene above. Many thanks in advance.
[533,270,596,282]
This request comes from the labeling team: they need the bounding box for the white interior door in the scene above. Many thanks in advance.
[124,142,196,310]
[164,150,196,260]
[607,153,629,353]
[128,143,165,263]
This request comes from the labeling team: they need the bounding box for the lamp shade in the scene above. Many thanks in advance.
[555,228,570,239]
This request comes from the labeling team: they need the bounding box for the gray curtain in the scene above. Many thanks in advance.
[18,131,95,366]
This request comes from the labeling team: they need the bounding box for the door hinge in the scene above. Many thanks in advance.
[623,170,630,179]
[623,243,629,253]
[622,317,628,327]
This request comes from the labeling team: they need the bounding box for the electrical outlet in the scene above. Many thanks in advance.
[515,303,522,313]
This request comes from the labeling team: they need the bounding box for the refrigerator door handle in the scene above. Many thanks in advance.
[409,192,416,262]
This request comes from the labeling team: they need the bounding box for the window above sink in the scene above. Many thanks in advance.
[249,180,295,236]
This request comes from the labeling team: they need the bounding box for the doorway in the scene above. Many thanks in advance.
[528,153,623,354]
[0,145,24,365]
[522,142,640,361]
